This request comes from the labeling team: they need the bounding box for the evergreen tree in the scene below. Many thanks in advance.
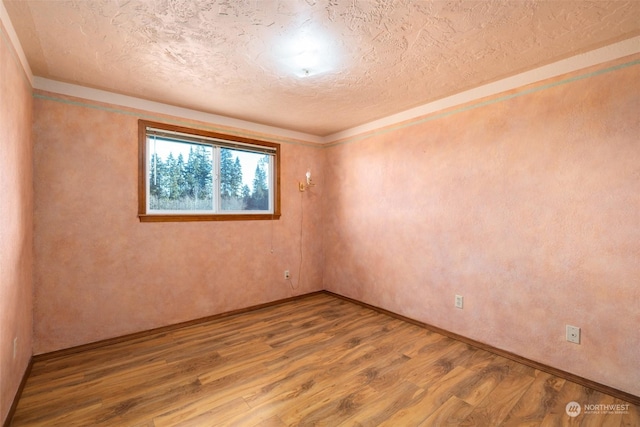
[231,157,243,197]
[241,184,251,202]
[184,147,197,199]
[248,156,269,210]
[201,147,213,198]
[190,145,213,201]
[149,153,165,199]
[165,153,180,200]
[220,148,235,198]
[221,149,247,210]
[147,142,215,210]
[176,153,187,198]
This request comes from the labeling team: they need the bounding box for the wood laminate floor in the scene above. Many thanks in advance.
[10,293,639,426]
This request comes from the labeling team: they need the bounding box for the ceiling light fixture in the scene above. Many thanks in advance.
[276,26,338,78]
[291,39,321,77]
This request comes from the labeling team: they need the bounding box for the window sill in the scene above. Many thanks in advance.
[138,213,281,222]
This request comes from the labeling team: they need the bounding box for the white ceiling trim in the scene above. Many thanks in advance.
[326,36,640,143]
[0,0,32,83]
[33,77,325,144]
[26,35,640,146]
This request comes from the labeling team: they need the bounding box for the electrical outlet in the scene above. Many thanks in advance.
[284,270,290,280]
[566,325,581,344]
[455,294,463,309]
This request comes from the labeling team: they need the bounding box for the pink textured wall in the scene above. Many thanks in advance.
[25,45,640,399]
[323,56,640,396]
[32,96,324,354]
[0,21,34,425]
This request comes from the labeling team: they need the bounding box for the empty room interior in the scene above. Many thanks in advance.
[1,1,639,426]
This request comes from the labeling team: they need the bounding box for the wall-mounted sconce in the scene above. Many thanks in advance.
[299,169,315,192]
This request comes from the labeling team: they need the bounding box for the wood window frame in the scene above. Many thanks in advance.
[138,120,281,222]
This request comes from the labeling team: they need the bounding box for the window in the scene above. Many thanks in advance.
[138,120,280,222]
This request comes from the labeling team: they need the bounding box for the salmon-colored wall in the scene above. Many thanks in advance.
[24,46,640,398]
[32,96,324,354]
[323,56,640,396]
[0,20,34,425]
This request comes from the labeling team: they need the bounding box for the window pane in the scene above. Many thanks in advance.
[220,148,271,212]
[139,119,281,221]
[148,138,213,211]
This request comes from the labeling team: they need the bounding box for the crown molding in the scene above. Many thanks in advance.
[33,78,325,144]
[0,0,33,84]
[325,36,640,144]
[14,25,640,146]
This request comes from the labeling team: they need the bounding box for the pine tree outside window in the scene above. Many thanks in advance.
[138,120,280,222]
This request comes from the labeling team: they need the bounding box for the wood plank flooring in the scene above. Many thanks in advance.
[10,293,639,426]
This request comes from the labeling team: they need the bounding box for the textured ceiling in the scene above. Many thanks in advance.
[4,0,640,136]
